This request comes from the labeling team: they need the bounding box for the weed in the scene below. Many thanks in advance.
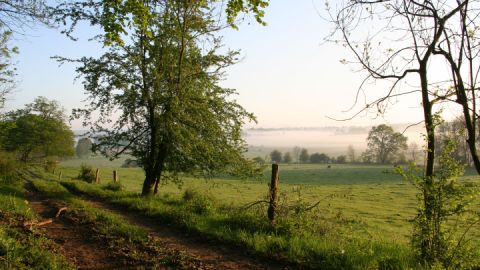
[77,164,96,183]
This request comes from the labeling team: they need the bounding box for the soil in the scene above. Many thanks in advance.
[24,186,129,270]
[84,198,295,270]
[25,183,300,270]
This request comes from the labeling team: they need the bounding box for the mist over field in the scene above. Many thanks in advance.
[243,123,424,156]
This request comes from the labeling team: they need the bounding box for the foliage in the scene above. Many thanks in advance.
[77,163,96,183]
[43,157,58,173]
[435,118,471,166]
[0,30,17,111]
[1,97,74,162]
[282,152,292,164]
[397,140,480,268]
[362,125,407,164]
[53,0,269,46]
[0,1,50,29]
[252,156,265,165]
[0,150,20,183]
[327,0,480,175]
[310,152,330,164]
[336,155,347,164]
[182,188,215,215]
[64,0,258,195]
[0,1,50,111]
[269,150,282,163]
[299,148,309,163]
[62,178,418,269]
[75,138,92,158]
[103,181,124,192]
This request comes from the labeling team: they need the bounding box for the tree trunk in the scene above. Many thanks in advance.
[420,64,435,260]
[141,169,156,196]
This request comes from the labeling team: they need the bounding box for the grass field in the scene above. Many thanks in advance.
[58,159,480,247]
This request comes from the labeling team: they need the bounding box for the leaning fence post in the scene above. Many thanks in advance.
[95,168,100,183]
[113,170,118,183]
[268,163,279,224]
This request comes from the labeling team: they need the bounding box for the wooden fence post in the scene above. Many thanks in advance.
[268,163,279,224]
[58,171,63,180]
[113,170,118,183]
[95,169,100,183]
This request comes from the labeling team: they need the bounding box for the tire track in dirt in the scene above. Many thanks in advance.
[78,196,298,270]
[24,186,129,270]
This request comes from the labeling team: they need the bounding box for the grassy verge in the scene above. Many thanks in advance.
[0,181,74,269]
[28,176,201,269]
[60,178,420,269]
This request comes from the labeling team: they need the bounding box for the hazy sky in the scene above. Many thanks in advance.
[6,0,460,129]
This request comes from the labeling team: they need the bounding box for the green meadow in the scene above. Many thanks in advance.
[58,159,480,246]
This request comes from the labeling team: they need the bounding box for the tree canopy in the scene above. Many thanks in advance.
[362,125,407,164]
[270,150,282,163]
[76,138,93,157]
[64,0,260,195]
[1,97,74,161]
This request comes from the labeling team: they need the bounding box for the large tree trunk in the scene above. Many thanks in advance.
[141,143,167,196]
[141,168,157,196]
[420,64,435,260]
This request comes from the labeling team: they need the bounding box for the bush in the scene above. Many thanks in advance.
[77,164,96,183]
[43,157,58,173]
[182,188,215,215]
[0,151,20,183]
[103,182,124,192]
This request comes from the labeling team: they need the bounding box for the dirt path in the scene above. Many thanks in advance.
[78,196,297,270]
[24,187,129,270]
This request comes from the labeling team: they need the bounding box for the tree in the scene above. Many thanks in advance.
[53,0,269,46]
[76,138,93,158]
[283,152,292,164]
[270,150,282,163]
[398,140,479,268]
[62,0,260,196]
[362,125,407,164]
[299,148,309,163]
[336,155,347,164]
[2,97,74,161]
[436,118,471,166]
[408,142,420,164]
[328,3,480,263]
[252,156,265,165]
[0,30,16,111]
[328,0,480,176]
[0,1,50,110]
[310,152,329,164]
[346,145,355,163]
[292,146,301,163]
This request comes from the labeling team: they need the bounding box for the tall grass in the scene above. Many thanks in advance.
[61,179,419,269]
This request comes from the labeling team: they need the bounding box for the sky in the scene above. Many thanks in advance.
[5,0,460,130]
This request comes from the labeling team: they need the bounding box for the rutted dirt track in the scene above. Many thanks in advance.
[83,198,293,270]
[25,183,297,270]
[25,187,128,270]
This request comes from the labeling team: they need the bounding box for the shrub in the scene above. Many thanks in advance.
[43,157,58,173]
[103,182,124,192]
[182,188,215,215]
[0,151,20,183]
[77,164,96,183]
